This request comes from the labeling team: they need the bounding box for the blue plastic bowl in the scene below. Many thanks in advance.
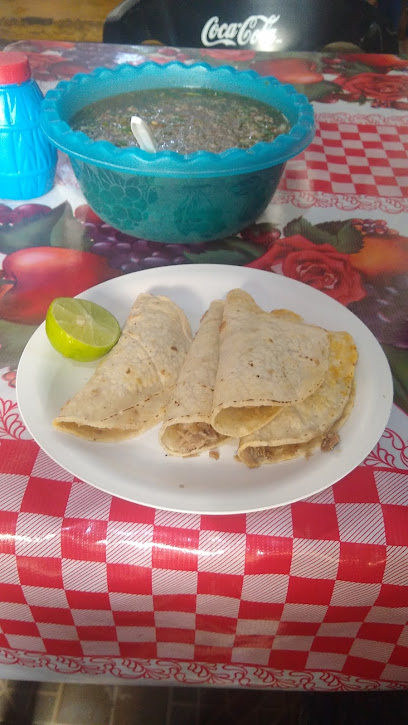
[41,62,315,244]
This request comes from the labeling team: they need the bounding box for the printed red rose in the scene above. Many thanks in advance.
[336,73,408,101]
[247,234,366,306]
[282,246,367,305]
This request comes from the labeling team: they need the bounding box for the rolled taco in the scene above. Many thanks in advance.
[237,331,358,468]
[53,294,192,442]
[160,300,229,456]
[211,290,330,439]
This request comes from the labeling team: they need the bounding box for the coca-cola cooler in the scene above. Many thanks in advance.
[103,0,398,54]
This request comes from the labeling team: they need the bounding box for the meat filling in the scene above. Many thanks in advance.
[242,429,341,468]
[321,431,340,452]
[239,445,286,469]
[174,422,221,453]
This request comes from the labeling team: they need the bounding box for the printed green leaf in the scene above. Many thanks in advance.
[341,62,376,75]
[382,344,408,416]
[185,236,261,265]
[0,203,67,255]
[224,239,264,259]
[293,80,340,101]
[316,220,363,253]
[284,217,333,245]
[50,204,92,251]
[283,217,363,253]
[0,319,37,370]
[184,248,250,265]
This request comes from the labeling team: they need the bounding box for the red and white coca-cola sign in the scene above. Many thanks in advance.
[201,14,282,49]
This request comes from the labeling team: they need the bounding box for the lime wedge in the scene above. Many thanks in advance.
[46,297,121,362]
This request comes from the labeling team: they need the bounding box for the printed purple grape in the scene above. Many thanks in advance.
[131,239,150,254]
[142,257,173,267]
[164,244,187,254]
[99,224,118,237]
[83,222,99,240]
[121,261,143,273]
[0,204,12,225]
[114,242,132,253]
[115,231,137,243]
[349,276,408,349]
[84,211,190,272]
[91,241,114,255]
[110,253,132,268]
[12,204,51,224]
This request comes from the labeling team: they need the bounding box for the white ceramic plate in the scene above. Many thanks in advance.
[16,265,393,514]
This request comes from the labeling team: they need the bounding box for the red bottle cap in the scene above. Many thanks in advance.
[0,52,31,84]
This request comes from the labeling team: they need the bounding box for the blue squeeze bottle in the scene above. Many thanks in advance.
[0,51,57,199]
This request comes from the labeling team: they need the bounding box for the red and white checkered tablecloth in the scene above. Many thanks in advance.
[0,41,408,690]
[0,422,407,688]
[281,116,408,199]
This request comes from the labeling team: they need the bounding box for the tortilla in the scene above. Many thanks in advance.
[160,300,229,456]
[53,294,192,442]
[237,331,358,468]
[239,382,356,468]
[211,290,330,438]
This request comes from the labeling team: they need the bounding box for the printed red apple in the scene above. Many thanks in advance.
[0,247,120,325]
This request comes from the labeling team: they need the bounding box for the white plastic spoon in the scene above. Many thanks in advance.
[130,115,157,153]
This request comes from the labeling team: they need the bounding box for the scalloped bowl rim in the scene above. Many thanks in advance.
[41,61,315,178]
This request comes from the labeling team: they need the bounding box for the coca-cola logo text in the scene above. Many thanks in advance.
[201,15,282,49]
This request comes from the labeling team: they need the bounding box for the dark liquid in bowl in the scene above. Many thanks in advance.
[70,87,291,154]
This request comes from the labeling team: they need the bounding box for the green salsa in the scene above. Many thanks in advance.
[71,87,291,154]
